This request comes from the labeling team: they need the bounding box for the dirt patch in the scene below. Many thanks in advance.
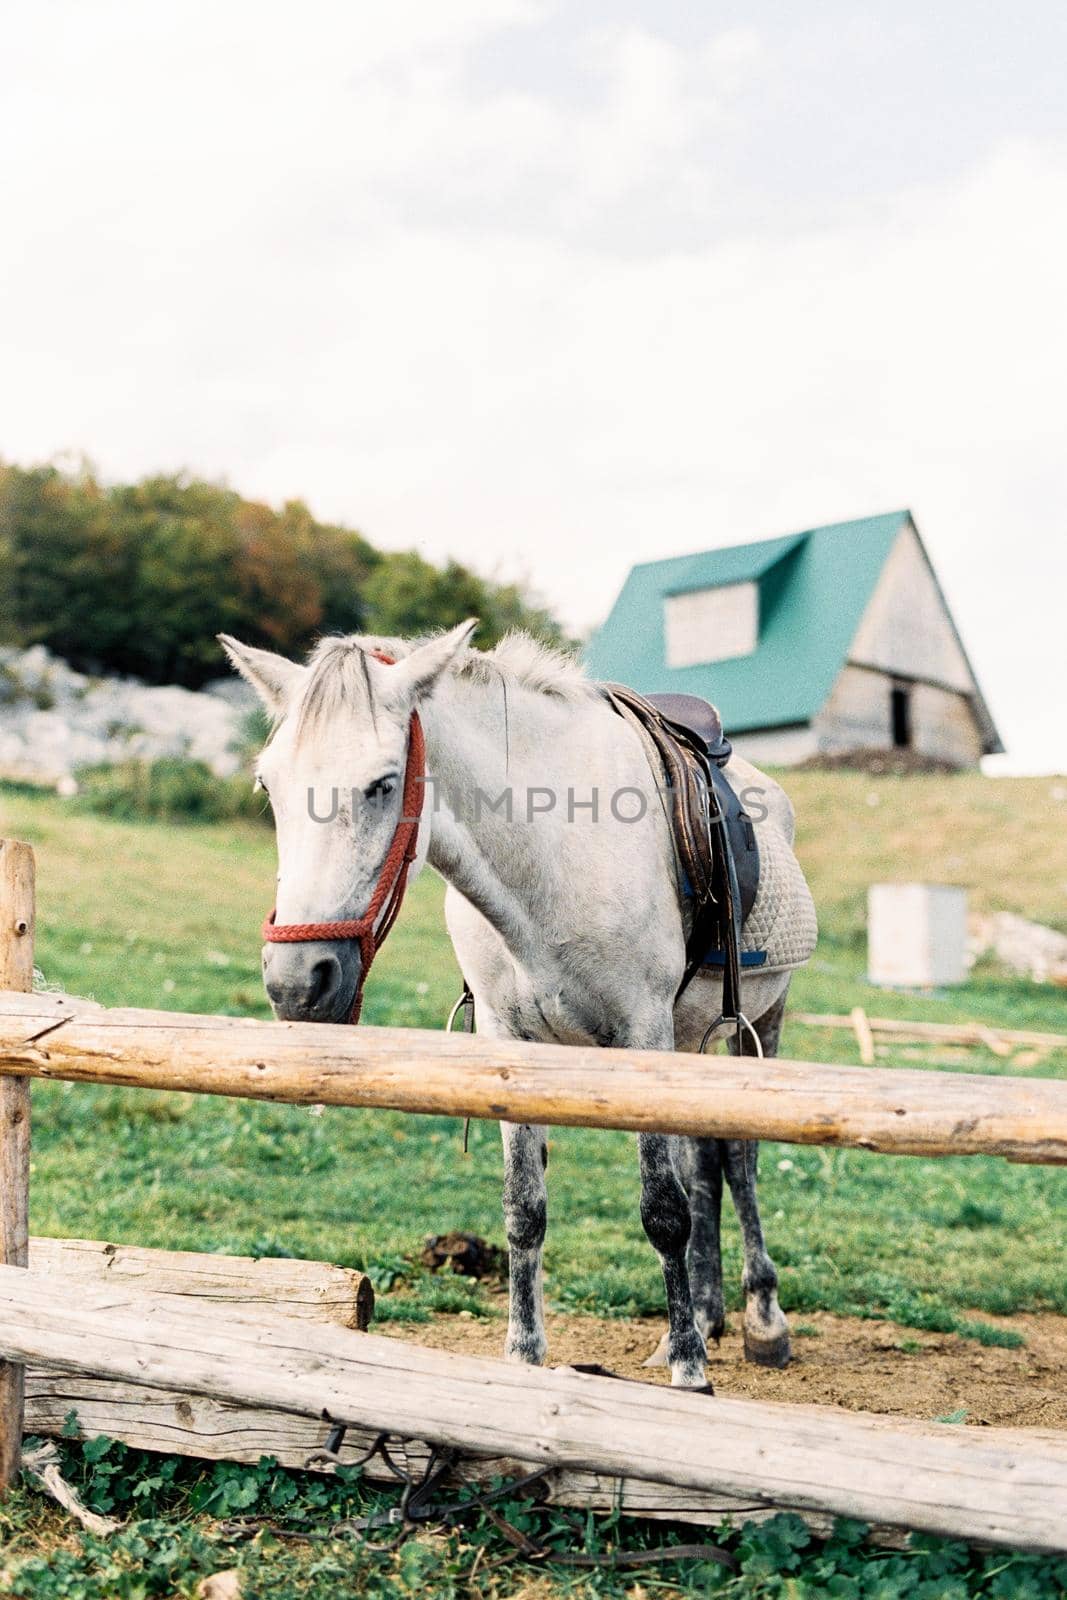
[420,1231,508,1279]
[795,748,962,775]
[383,1301,1067,1429]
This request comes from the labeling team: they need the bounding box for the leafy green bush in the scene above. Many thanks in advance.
[75,758,268,825]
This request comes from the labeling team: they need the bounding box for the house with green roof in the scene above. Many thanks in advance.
[584,511,1002,768]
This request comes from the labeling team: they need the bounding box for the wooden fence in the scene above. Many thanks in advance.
[1,838,1066,1552]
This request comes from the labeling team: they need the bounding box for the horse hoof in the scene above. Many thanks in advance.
[504,1335,547,1366]
[642,1331,670,1368]
[670,1362,711,1389]
[743,1328,791,1368]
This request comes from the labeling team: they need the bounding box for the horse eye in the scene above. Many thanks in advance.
[255,775,269,796]
[365,774,397,803]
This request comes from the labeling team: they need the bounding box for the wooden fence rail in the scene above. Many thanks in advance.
[2,989,1066,1163]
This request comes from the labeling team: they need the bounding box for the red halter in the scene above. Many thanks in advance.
[261,651,426,1024]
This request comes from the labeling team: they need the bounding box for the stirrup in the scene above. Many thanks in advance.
[699,1012,764,1058]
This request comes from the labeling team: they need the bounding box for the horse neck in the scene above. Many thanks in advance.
[419,672,593,949]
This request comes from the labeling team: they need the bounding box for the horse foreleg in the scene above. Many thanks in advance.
[501,1122,548,1365]
[724,990,790,1367]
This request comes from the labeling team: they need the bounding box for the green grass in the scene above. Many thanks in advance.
[2,776,1066,1596]
[781,768,1067,940]
[5,1438,1065,1599]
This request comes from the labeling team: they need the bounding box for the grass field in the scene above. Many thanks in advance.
[3,775,1065,1338]
[1,773,1066,1597]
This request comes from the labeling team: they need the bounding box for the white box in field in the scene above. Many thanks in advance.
[867,883,969,988]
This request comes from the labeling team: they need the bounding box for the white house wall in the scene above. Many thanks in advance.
[910,681,985,765]
[849,522,974,692]
[812,663,984,766]
[813,664,892,750]
[663,581,759,668]
[733,725,819,768]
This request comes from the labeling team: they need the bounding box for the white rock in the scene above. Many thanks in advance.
[969,910,1067,984]
[0,645,249,783]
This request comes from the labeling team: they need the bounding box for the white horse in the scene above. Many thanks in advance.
[222,622,817,1388]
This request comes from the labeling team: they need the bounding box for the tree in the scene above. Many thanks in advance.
[0,459,569,685]
[362,551,490,640]
[0,462,137,671]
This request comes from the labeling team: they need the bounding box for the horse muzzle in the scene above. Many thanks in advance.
[262,939,361,1024]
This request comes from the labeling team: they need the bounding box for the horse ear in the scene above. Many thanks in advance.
[218,636,306,713]
[388,619,479,701]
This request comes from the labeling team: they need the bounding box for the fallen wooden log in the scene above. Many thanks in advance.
[28,1369,815,1535]
[793,1012,1067,1052]
[2,1265,1066,1552]
[1,992,1065,1163]
[24,1238,377,1477]
[27,1238,373,1328]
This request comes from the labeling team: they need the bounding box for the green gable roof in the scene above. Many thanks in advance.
[583,511,910,732]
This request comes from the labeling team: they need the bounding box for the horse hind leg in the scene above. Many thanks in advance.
[723,989,791,1368]
[643,1135,724,1369]
[638,1130,709,1388]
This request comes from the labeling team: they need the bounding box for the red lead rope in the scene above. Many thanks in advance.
[262,653,426,1024]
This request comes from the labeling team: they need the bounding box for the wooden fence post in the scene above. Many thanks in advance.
[0,840,35,1491]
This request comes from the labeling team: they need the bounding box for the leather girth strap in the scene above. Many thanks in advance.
[599,684,759,1027]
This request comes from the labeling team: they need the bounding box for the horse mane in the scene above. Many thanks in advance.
[291,630,593,742]
[465,632,595,703]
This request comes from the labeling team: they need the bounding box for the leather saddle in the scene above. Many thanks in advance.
[600,684,762,1017]
[644,692,732,767]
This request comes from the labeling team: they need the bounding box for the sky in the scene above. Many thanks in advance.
[1,1,1065,771]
